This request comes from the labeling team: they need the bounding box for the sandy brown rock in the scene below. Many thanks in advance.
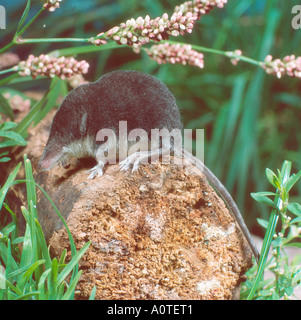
[6,112,253,300]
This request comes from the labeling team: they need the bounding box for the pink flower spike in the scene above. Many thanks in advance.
[261,55,301,79]
[92,0,228,48]
[146,43,204,69]
[18,54,89,80]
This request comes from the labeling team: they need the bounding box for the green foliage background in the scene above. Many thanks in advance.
[1,0,301,235]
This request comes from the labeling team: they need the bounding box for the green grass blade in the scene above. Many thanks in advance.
[37,269,51,300]
[61,270,82,300]
[34,183,78,258]
[0,130,27,145]
[49,258,59,300]
[15,291,40,300]
[0,163,21,211]
[19,220,32,269]
[19,260,45,289]
[24,155,37,206]
[13,88,51,138]
[89,286,97,300]
[0,272,23,296]
[57,241,90,286]
[0,92,14,120]
[35,219,52,269]
[3,203,19,241]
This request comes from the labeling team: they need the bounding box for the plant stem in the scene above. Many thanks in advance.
[16,37,91,44]
[0,6,45,54]
[161,40,262,67]
[0,67,19,76]
[247,161,291,300]
[0,42,15,55]
[17,7,45,37]
[247,209,279,300]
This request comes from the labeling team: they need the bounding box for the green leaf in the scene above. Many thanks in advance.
[292,271,301,287]
[0,130,26,145]
[0,92,14,120]
[283,171,301,193]
[0,140,26,148]
[284,242,301,248]
[0,122,16,130]
[0,273,23,296]
[287,203,301,216]
[251,193,278,209]
[266,168,281,189]
[257,218,269,229]
[290,216,301,224]
[0,157,11,163]
[19,260,45,289]
[252,191,277,197]
[271,237,282,248]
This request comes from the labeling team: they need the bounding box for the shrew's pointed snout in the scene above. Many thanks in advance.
[37,157,53,171]
[38,140,64,171]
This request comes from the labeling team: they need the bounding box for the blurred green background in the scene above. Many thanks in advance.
[1,0,301,236]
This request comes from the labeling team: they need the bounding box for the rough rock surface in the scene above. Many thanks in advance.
[6,113,253,300]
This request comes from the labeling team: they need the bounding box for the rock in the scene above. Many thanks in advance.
[7,112,253,300]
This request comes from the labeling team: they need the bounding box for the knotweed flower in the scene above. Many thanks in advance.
[226,49,242,66]
[3,92,31,113]
[43,0,63,12]
[92,0,228,47]
[261,55,301,79]
[67,74,89,88]
[146,43,204,69]
[96,11,197,47]
[175,0,228,19]
[18,54,89,80]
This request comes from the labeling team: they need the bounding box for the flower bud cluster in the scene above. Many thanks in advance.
[3,92,31,113]
[146,43,204,69]
[175,0,228,20]
[99,11,196,48]
[18,54,89,80]
[43,0,62,12]
[261,55,301,79]
[93,0,227,48]
[226,49,242,66]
